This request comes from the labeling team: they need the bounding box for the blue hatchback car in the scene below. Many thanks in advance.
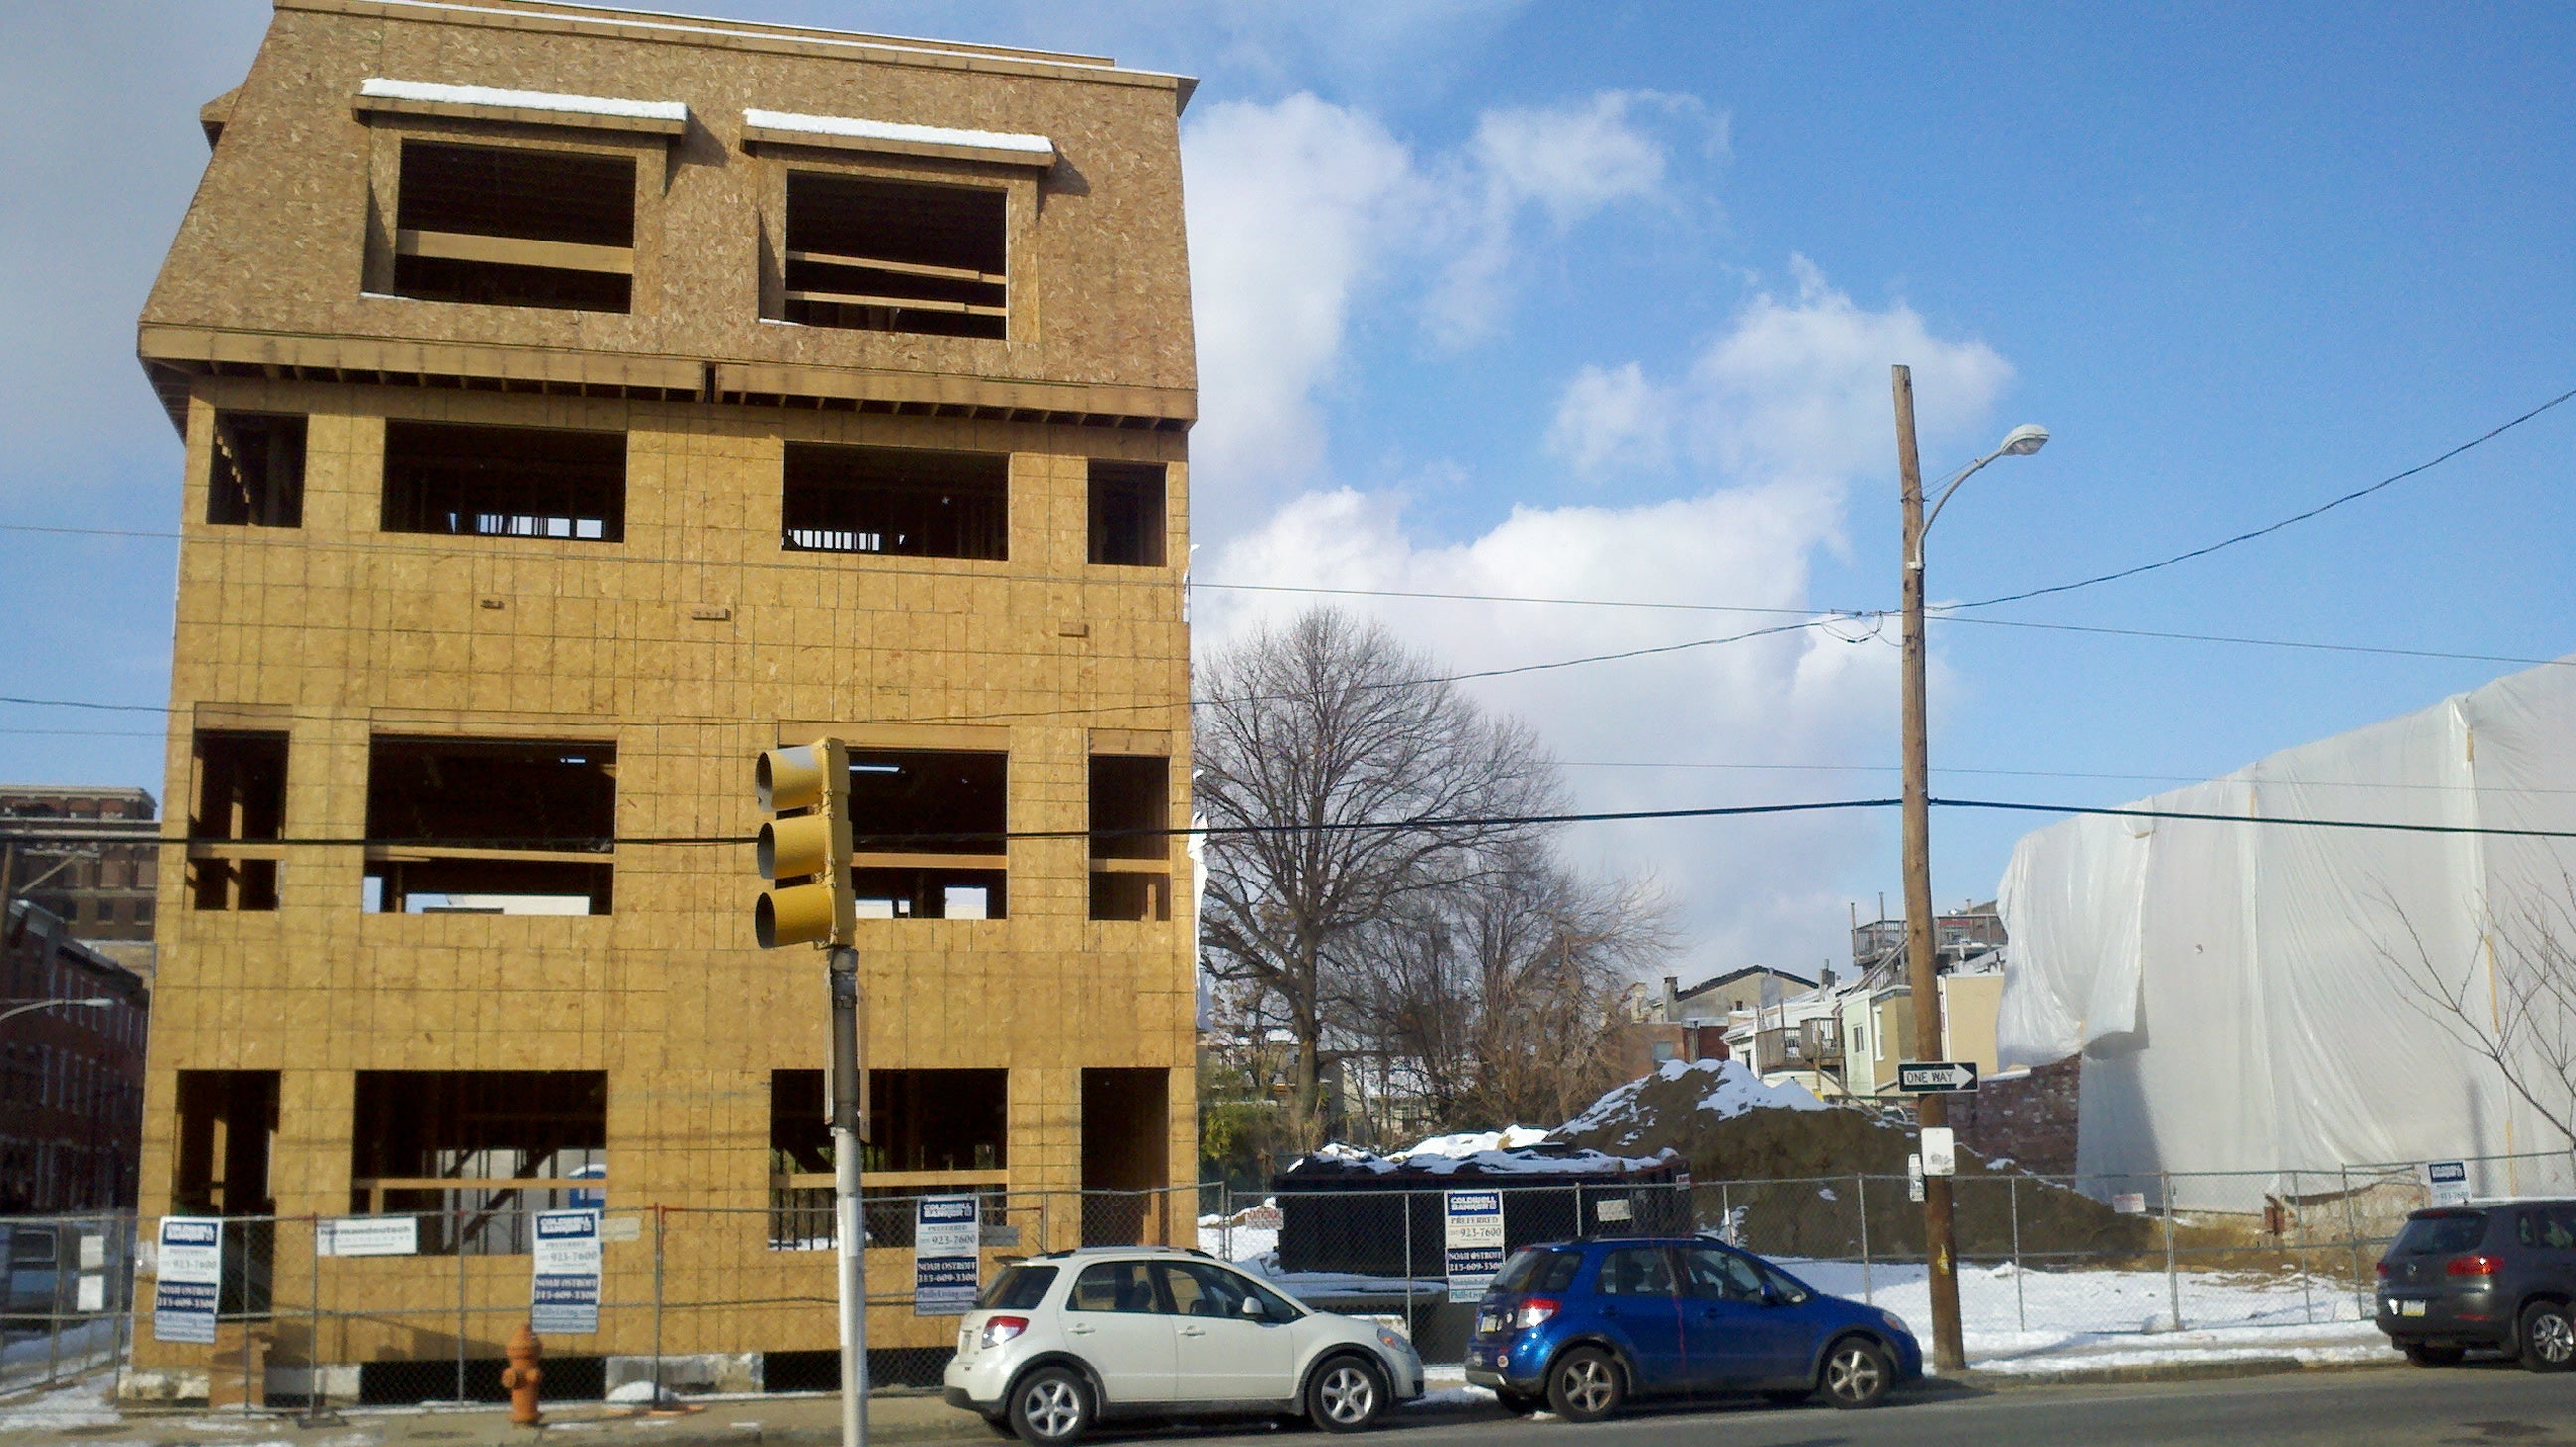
[1462,1236,1921,1418]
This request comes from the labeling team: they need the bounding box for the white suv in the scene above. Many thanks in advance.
[943,1246,1425,1443]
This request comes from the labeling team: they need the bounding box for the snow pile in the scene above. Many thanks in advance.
[1559,1057,1827,1143]
[1296,1141,1672,1176]
[742,109,1055,159]
[361,78,687,123]
[1396,1124,1555,1158]
[0,1378,118,1433]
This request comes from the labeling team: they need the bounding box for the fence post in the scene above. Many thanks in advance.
[308,1213,325,1420]
[2340,1165,2365,1318]
[1720,1183,1732,1245]
[110,1212,133,1403]
[1855,1174,1872,1305]
[652,1206,667,1405]
[455,1208,468,1403]
[2161,1174,2181,1332]
[1401,1192,1415,1339]
[2293,1170,2314,1326]
[2009,1176,2024,1334]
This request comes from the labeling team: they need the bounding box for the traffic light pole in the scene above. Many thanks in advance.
[830,945,868,1447]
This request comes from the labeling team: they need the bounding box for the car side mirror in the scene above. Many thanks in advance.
[1759,1285,1784,1307]
[1241,1295,1265,1317]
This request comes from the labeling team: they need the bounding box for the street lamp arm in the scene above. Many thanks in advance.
[0,997,115,1027]
[1919,449,2005,540]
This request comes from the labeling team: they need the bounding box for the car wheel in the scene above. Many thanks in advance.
[1009,1367,1094,1445]
[1544,1347,1625,1423]
[2403,1343,2465,1367]
[2519,1301,2576,1373]
[1307,1355,1387,1432]
[1820,1337,1893,1409]
[1493,1388,1542,1415]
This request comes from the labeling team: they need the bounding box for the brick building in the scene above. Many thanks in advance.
[1,785,161,978]
[1,901,151,1212]
[131,0,1196,1398]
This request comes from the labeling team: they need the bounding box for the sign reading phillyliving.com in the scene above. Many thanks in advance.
[1444,1191,1506,1303]
[914,1195,982,1316]
[153,1217,223,1344]
[530,1210,603,1335]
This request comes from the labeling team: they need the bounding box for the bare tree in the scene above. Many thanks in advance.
[1195,608,1561,1150]
[1353,847,1676,1131]
[2381,874,2576,1150]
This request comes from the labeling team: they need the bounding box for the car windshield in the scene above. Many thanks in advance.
[2392,1212,2487,1255]
[975,1264,1057,1310]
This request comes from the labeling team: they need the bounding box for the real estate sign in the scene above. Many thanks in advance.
[153,1217,223,1344]
[1444,1191,1506,1303]
[530,1210,602,1334]
[914,1196,981,1316]
[2425,1160,2472,1207]
[319,1216,419,1258]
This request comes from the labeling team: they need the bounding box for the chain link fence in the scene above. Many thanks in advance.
[15,1148,2572,1410]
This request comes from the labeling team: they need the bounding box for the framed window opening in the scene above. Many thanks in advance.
[781,443,1007,560]
[781,172,1007,339]
[362,736,616,915]
[387,138,636,312]
[381,419,626,542]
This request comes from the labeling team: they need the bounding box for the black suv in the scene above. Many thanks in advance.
[2375,1202,2576,1369]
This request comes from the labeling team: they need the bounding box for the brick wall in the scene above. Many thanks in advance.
[1950,1056,2079,1176]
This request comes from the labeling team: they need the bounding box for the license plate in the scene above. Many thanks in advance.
[2396,1299,2427,1317]
[1476,1313,1503,1334]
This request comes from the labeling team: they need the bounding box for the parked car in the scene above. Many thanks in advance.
[943,1245,1425,1444]
[2375,1201,2576,1370]
[1462,1236,1920,1417]
[1,1225,60,1331]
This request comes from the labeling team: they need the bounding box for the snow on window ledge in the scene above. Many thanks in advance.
[742,108,1056,167]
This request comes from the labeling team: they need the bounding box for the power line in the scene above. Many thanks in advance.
[1930,614,2574,670]
[1951,382,2576,611]
[1937,795,2576,841]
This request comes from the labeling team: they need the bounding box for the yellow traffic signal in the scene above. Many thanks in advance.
[755,739,853,948]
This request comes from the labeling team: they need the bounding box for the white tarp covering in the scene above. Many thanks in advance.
[1997,655,2576,1207]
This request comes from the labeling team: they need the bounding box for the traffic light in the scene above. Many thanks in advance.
[755,738,853,948]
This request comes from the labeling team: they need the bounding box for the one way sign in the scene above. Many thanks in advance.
[1897,1061,1979,1094]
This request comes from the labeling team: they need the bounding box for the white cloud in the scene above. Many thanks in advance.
[1183,95,1416,533]
[1546,360,1670,477]
[1184,90,1690,529]
[1200,261,2012,978]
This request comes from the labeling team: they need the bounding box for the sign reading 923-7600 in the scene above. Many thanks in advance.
[529,1210,602,1335]
[1896,1061,1979,1094]
[1444,1191,1506,1303]
[914,1196,982,1316]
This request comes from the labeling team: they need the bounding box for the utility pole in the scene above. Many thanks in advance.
[1892,363,1966,1375]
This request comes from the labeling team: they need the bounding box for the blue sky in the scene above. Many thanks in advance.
[4,2,2572,979]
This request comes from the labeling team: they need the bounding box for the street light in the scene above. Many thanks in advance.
[0,997,115,1027]
[1891,364,2047,1374]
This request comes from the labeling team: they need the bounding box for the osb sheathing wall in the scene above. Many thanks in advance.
[133,0,1197,1375]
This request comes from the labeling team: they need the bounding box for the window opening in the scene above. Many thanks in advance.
[350,1070,608,1254]
[1086,461,1166,567]
[363,737,615,914]
[189,731,286,912]
[207,413,306,527]
[1089,755,1170,922]
[392,139,635,312]
[381,420,625,542]
[783,173,1006,339]
[173,1070,278,1315]
[1080,1067,1169,1245]
[845,749,1009,919]
[769,1068,1007,1250]
[782,444,1007,560]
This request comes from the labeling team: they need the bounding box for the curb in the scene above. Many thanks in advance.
[1942,1353,2405,1389]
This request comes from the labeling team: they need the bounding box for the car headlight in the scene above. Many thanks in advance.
[1880,1309,1912,1336]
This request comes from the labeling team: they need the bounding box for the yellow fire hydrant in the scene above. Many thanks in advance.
[502,1322,544,1427]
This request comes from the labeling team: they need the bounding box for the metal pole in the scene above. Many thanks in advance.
[110,1213,132,1402]
[1856,1174,1872,1305]
[307,1213,325,1421]
[2009,1176,2025,1334]
[1720,1182,1732,1245]
[1401,1191,1414,1338]
[652,1207,666,1405]
[456,1209,468,1402]
[2340,1166,2366,1317]
[829,946,868,1447]
[2161,1174,2181,1332]
[2293,1172,2314,1326]
[1891,363,1964,1374]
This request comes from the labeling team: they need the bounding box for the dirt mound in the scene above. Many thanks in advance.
[1550,1061,2159,1260]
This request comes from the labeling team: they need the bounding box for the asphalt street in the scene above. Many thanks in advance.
[1149,1365,2576,1447]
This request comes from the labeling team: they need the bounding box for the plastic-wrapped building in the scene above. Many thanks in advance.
[1995,655,2576,1208]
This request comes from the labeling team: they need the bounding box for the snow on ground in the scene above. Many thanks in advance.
[1779,1256,2389,1374]
[0,1375,118,1433]
[1397,1126,1556,1158]
[1558,1058,1827,1140]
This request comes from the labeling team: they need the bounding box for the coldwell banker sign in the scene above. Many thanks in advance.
[153,1217,223,1344]
[1444,1191,1506,1303]
[530,1210,603,1334]
[915,1196,981,1316]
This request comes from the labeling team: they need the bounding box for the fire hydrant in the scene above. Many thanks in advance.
[501,1322,544,1427]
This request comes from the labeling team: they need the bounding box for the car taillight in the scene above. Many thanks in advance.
[1513,1298,1559,1329]
[2374,1261,2391,1278]
[980,1315,1030,1348]
[2446,1255,2503,1278]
